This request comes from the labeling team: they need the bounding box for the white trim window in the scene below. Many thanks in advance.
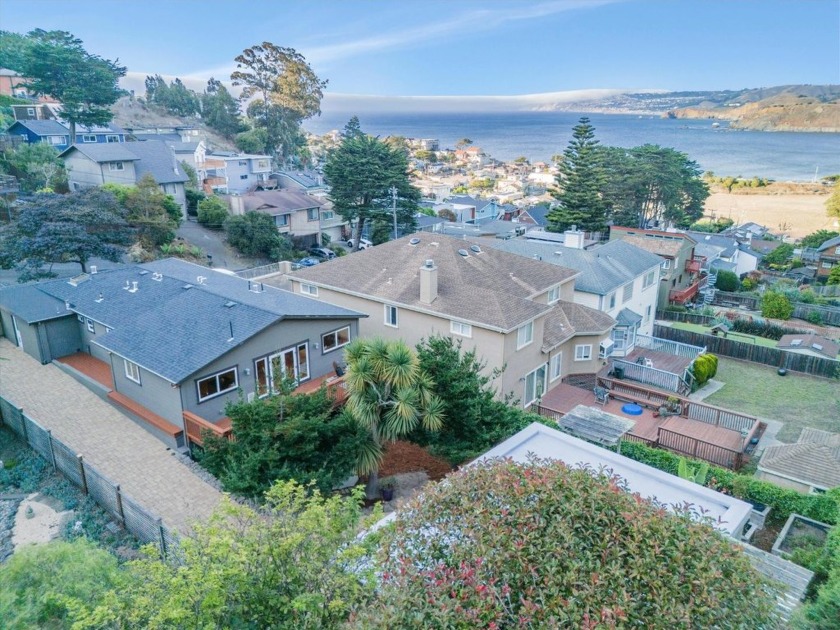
[300,283,318,296]
[643,269,656,289]
[254,344,310,396]
[517,321,534,349]
[307,207,319,221]
[574,344,592,361]
[322,326,350,353]
[661,259,671,270]
[124,359,141,384]
[105,134,120,143]
[450,320,472,338]
[86,318,95,333]
[108,161,124,171]
[547,286,560,304]
[384,304,399,328]
[607,292,616,310]
[197,367,238,402]
[549,352,563,382]
[622,283,633,303]
[82,134,97,143]
[523,364,547,407]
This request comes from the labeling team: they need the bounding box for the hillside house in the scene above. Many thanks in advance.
[7,120,126,152]
[816,235,840,280]
[226,190,325,248]
[0,259,364,448]
[278,233,616,406]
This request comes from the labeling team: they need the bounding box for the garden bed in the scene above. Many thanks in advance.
[773,513,831,557]
[379,441,453,481]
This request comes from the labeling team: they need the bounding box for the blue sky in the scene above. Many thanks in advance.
[3,0,838,101]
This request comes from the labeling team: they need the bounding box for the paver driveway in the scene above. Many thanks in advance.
[0,338,221,533]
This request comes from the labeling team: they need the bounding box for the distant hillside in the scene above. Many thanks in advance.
[665,85,840,132]
[110,97,237,151]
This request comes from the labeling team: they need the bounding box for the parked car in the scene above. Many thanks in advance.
[346,238,373,250]
[309,247,336,260]
[297,257,320,267]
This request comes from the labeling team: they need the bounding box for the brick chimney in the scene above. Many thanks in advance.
[420,259,438,304]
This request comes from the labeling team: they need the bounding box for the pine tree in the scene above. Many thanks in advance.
[547,117,608,233]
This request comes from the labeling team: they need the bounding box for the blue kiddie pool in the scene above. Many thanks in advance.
[621,403,644,416]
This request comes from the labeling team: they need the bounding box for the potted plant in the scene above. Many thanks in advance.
[658,396,682,417]
[380,477,396,501]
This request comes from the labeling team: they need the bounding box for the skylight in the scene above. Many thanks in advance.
[470,244,481,253]
[790,339,802,346]
[409,237,421,245]
[458,249,469,257]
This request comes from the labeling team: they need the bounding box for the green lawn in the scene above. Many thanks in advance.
[669,322,779,348]
[703,357,840,442]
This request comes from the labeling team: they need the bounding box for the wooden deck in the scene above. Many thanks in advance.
[622,347,693,377]
[537,381,749,469]
[57,352,114,389]
[294,373,348,404]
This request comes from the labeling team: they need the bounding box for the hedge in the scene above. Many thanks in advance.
[620,441,840,525]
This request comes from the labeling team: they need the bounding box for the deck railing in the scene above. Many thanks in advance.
[183,411,232,447]
[658,428,743,469]
[684,402,756,434]
[636,334,705,360]
[611,359,689,395]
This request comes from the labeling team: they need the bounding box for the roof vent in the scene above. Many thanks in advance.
[424,259,434,268]
[182,283,193,290]
[790,339,802,346]
[151,272,163,282]
[470,244,481,253]
[128,281,139,293]
[409,237,421,245]
[90,265,97,274]
[458,249,469,257]
[95,293,104,303]
[224,301,237,308]
[813,343,823,351]
[139,270,149,276]
[123,280,131,290]
[196,276,207,285]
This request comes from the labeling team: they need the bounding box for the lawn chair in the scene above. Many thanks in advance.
[593,386,610,406]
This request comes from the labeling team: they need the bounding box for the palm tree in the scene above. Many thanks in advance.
[344,338,445,498]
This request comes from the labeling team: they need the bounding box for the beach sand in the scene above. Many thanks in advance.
[704,191,836,239]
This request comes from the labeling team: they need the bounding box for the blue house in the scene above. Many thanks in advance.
[6,120,126,152]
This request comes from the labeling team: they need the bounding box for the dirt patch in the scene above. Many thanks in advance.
[704,190,835,239]
[11,493,74,550]
[379,441,453,481]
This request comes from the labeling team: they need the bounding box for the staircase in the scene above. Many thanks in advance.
[700,271,717,305]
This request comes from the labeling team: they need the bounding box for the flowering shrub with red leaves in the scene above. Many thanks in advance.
[354,458,776,629]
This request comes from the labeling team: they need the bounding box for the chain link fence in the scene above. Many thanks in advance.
[0,394,175,556]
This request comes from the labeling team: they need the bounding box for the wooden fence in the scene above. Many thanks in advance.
[792,303,840,326]
[711,291,759,309]
[656,310,715,326]
[658,428,743,469]
[652,325,839,378]
[814,285,840,297]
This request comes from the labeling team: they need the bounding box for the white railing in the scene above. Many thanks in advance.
[636,334,705,360]
[611,359,688,395]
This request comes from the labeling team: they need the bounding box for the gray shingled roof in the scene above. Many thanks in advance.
[685,231,739,258]
[59,143,139,163]
[817,235,840,251]
[32,259,363,383]
[127,140,189,185]
[239,190,323,213]
[8,120,69,136]
[616,308,643,327]
[485,238,661,296]
[540,301,615,352]
[759,428,840,490]
[0,284,69,324]
[287,234,579,332]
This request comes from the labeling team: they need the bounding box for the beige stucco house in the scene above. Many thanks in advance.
[757,428,840,493]
[275,233,615,406]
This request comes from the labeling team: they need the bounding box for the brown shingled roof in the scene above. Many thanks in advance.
[239,190,323,213]
[288,233,580,331]
[621,234,685,257]
[759,428,840,490]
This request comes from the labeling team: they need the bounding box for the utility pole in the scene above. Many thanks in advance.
[389,185,398,241]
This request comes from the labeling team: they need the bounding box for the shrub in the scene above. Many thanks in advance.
[730,317,806,340]
[224,211,294,260]
[185,188,205,217]
[715,270,740,292]
[806,310,824,325]
[357,458,776,628]
[741,277,757,291]
[197,195,229,227]
[691,353,718,386]
[761,291,794,320]
[619,441,840,525]
[791,526,840,629]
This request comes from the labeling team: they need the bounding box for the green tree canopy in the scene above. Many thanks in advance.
[0,189,134,280]
[358,457,776,628]
[715,269,740,292]
[0,539,123,629]
[0,142,66,193]
[224,210,293,260]
[344,338,444,495]
[800,230,840,249]
[120,174,182,249]
[196,195,229,228]
[761,291,794,319]
[12,29,125,143]
[324,123,420,249]
[547,117,608,233]
[763,242,794,266]
[201,77,245,138]
[231,42,326,160]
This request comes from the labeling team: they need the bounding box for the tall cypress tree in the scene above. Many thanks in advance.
[547,117,608,233]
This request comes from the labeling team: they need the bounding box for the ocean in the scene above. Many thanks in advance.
[304,111,840,182]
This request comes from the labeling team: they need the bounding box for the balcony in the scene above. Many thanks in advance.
[685,257,703,274]
[669,278,705,304]
[203,176,227,187]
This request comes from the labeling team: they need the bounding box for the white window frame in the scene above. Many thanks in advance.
[254,344,310,397]
[124,359,141,384]
[607,292,616,310]
[450,320,472,338]
[547,286,560,304]
[384,304,399,328]
[108,162,124,171]
[105,134,120,143]
[523,363,547,407]
[196,367,239,402]
[26,107,35,116]
[822,262,832,269]
[574,344,592,361]
[276,214,289,227]
[300,283,318,296]
[322,326,351,354]
[86,318,95,333]
[622,283,633,303]
[517,321,534,349]
[321,210,334,220]
[48,135,65,145]
[82,134,97,143]
[643,270,656,289]
[835,247,840,255]
[549,352,563,382]
[307,207,319,221]
[661,259,671,269]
